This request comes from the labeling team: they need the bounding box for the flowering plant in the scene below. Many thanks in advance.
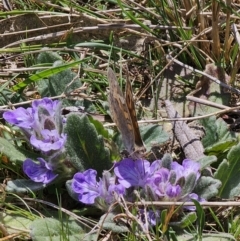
[3,98,66,184]
[2,97,112,191]
[68,155,204,222]
[2,97,222,232]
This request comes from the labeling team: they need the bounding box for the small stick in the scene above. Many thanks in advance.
[167,54,240,95]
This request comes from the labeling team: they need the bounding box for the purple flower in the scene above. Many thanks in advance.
[147,210,160,226]
[149,159,162,174]
[165,184,181,198]
[23,158,58,184]
[32,98,59,116]
[99,171,125,204]
[72,169,100,204]
[31,98,62,133]
[114,158,150,188]
[139,209,160,228]
[183,193,206,211]
[30,129,66,152]
[3,107,34,129]
[171,159,200,181]
[149,168,182,200]
[72,170,125,205]
[189,193,205,202]
[3,98,65,154]
[182,159,201,180]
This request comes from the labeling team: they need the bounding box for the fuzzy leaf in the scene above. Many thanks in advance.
[88,116,110,139]
[37,49,62,63]
[192,199,205,236]
[6,179,45,193]
[193,176,222,200]
[215,143,240,198]
[205,140,237,156]
[199,116,236,155]
[13,59,86,92]
[65,180,79,202]
[197,155,217,169]
[171,212,197,228]
[114,124,169,153]
[30,218,95,241]
[161,153,172,169]
[181,173,197,197]
[141,124,169,151]
[0,88,25,105]
[64,114,111,174]
[99,213,129,233]
[2,212,33,234]
[37,60,82,98]
[36,51,83,103]
[0,137,39,164]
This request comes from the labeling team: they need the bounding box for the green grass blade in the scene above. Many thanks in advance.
[12,58,90,92]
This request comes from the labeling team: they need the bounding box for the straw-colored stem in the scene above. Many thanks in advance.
[224,0,232,65]
[212,0,220,60]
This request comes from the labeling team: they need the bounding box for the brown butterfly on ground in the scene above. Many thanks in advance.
[107,67,146,159]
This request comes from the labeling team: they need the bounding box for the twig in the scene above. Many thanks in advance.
[186,95,240,112]
[3,23,192,48]
[167,54,240,95]
[23,198,95,229]
[117,196,153,241]
[0,94,65,110]
[104,105,240,127]
[134,201,240,207]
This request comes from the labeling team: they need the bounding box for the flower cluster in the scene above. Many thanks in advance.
[3,98,66,184]
[71,157,202,206]
[71,157,202,226]
[72,169,125,207]
[3,98,66,153]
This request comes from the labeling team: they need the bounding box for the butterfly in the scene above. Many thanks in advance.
[107,67,146,159]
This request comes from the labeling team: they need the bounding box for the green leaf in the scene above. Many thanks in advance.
[141,124,169,151]
[65,180,79,202]
[0,88,25,105]
[194,176,222,200]
[37,49,62,63]
[171,212,197,228]
[114,124,169,153]
[30,218,95,241]
[88,116,110,139]
[64,114,111,174]
[6,179,45,193]
[0,137,34,163]
[161,209,168,225]
[37,60,82,98]
[199,116,237,155]
[181,173,197,197]
[192,199,205,238]
[12,58,87,92]
[197,155,217,170]
[215,143,240,198]
[99,213,129,233]
[2,212,33,234]
[161,153,172,169]
[205,140,237,156]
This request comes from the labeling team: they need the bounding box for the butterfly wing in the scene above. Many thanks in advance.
[125,73,146,153]
[107,68,135,154]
